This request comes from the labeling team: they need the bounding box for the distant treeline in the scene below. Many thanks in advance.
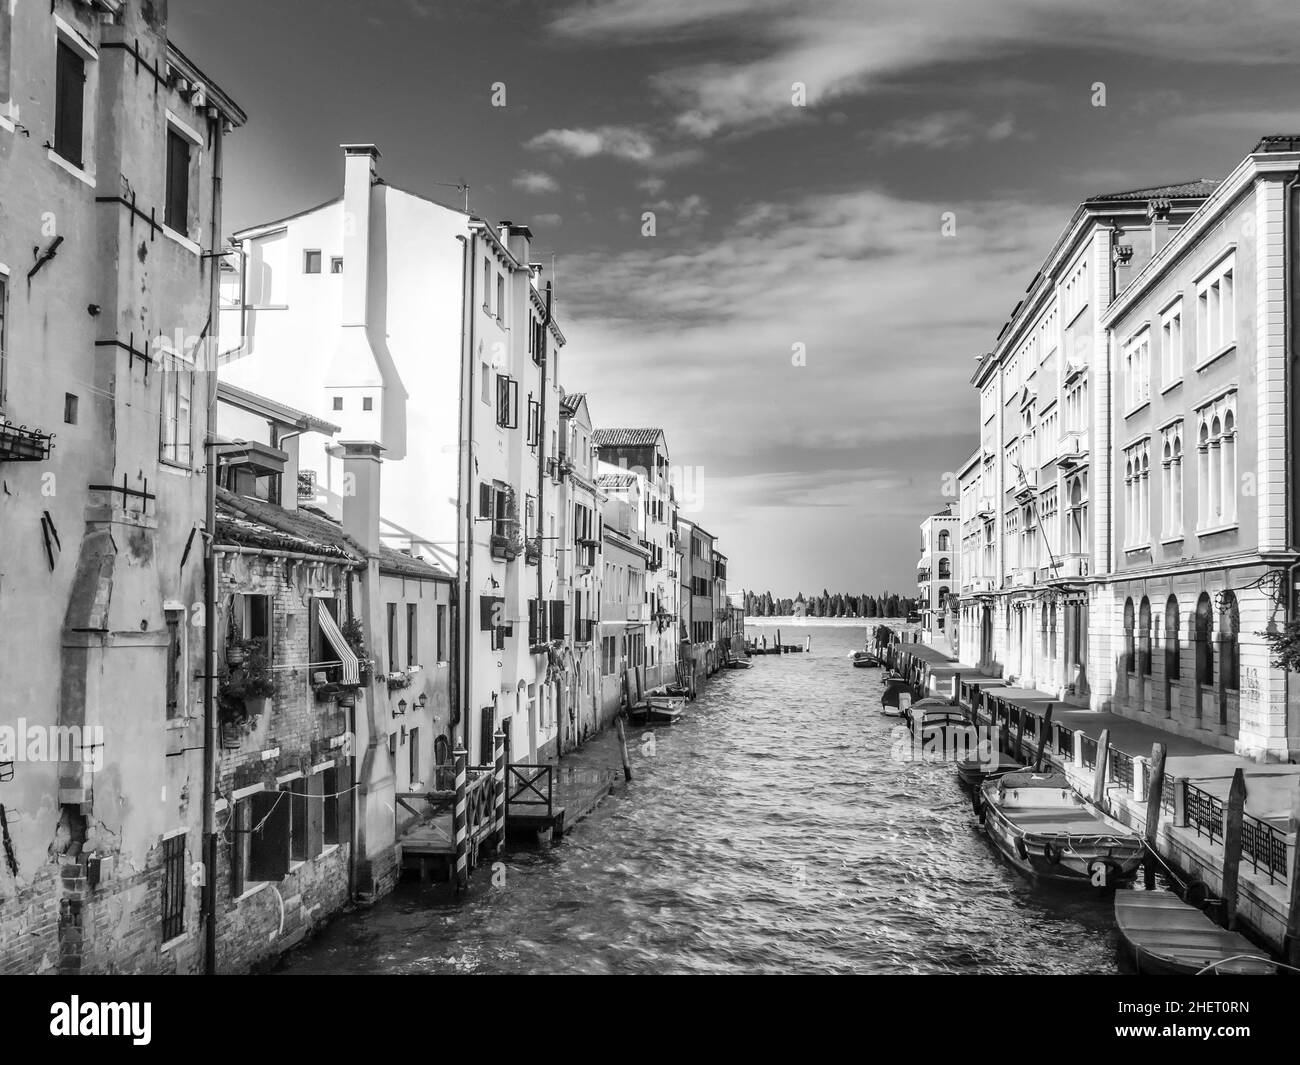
[743,590,920,618]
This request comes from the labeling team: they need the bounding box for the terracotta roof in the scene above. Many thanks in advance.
[1089,179,1220,202]
[215,488,358,560]
[593,428,663,449]
[595,472,637,488]
[215,488,451,580]
[560,392,585,416]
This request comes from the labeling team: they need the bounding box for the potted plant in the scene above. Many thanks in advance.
[218,636,276,740]
[340,616,371,683]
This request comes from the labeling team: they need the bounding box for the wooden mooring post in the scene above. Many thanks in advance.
[1032,703,1053,771]
[615,717,633,782]
[1091,729,1110,807]
[1222,768,1247,931]
[1142,741,1166,890]
[493,729,507,854]
[951,672,961,707]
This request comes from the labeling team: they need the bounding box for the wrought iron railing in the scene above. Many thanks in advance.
[1109,747,1134,792]
[1080,734,1098,770]
[1241,813,1290,884]
[1185,783,1223,844]
[1057,726,1074,760]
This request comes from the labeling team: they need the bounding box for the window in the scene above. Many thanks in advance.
[527,396,541,447]
[63,393,78,424]
[1122,598,1135,675]
[1164,595,1181,695]
[1138,597,1152,677]
[309,597,339,669]
[160,351,193,465]
[436,604,448,663]
[1219,591,1239,695]
[288,777,309,862]
[165,128,191,233]
[1160,422,1183,539]
[321,763,351,846]
[406,603,418,668]
[1063,257,1089,322]
[480,595,508,650]
[304,250,322,274]
[54,40,86,167]
[483,258,492,312]
[1196,392,1237,530]
[496,273,505,321]
[232,790,290,895]
[362,396,373,411]
[332,396,343,410]
[481,361,491,405]
[165,608,185,720]
[1196,255,1235,361]
[937,530,949,551]
[1123,439,1150,547]
[1160,299,1183,386]
[408,728,420,786]
[387,603,398,675]
[496,374,518,429]
[330,257,344,274]
[1123,329,1151,411]
[161,834,185,941]
[1195,592,1214,694]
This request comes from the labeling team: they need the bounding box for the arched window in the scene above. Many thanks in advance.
[1195,592,1214,688]
[937,530,950,551]
[1138,597,1152,677]
[1163,595,1180,682]
[1219,591,1239,693]
[1123,598,1135,675]
[938,586,950,608]
[938,558,951,579]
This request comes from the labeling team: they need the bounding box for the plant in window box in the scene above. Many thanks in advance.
[218,637,275,733]
[340,616,370,678]
[386,671,412,693]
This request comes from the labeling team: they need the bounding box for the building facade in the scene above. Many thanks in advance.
[598,479,648,718]
[0,0,244,974]
[917,505,959,650]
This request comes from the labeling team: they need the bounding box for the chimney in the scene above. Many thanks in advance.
[341,144,380,327]
[497,220,533,266]
[341,440,384,556]
[1148,197,1172,255]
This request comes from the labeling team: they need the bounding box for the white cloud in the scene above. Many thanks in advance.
[527,125,656,162]
[513,170,560,193]
[873,111,1019,150]
[550,0,1300,138]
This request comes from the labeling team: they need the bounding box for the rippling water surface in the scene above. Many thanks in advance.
[280,625,1121,974]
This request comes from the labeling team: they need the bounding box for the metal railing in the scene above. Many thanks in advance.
[1080,734,1098,770]
[1056,726,1074,760]
[1185,783,1223,845]
[506,763,554,818]
[1241,813,1290,884]
[1109,747,1134,792]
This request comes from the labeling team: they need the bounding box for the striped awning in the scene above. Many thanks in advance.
[317,602,361,685]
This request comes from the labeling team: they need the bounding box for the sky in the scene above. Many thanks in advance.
[170,0,1300,599]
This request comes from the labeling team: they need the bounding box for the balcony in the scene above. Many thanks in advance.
[1057,429,1090,469]
[965,576,995,593]
[975,496,996,519]
[1011,469,1038,502]
[0,419,54,462]
[627,603,645,622]
[490,527,521,561]
[1012,568,1036,587]
[1053,553,1090,579]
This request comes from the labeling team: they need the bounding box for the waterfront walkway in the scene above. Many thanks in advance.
[885,637,1299,954]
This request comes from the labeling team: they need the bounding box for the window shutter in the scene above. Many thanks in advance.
[54,41,85,167]
[335,759,353,853]
[479,482,492,518]
[480,595,496,631]
[507,378,519,429]
[165,130,190,231]
[550,599,565,639]
[229,800,247,898]
[248,790,290,881]
[306,773,325,860]
[479,705,495,767]
[290,778,309,862]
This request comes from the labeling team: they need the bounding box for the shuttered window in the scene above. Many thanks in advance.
[247,790,290,882]
[549,599,566,639]
[164,128,190,232]
[54,40,85,167]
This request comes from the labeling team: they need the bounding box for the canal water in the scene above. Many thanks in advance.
[279,624,1122,974]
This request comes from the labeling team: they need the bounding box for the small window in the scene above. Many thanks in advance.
[159,351,193,466]
[161,834,185,941]
[481,362,491,405]
[406,603,418,668]
[165,608,185,719]
[362,396,373,411]
[483,258,492,311]
[63,393,78,424]
[496,273,505,320]
[387,603,398,675]
[165,128,191,233]
[332,396,343,411]
[304,250,322,274]
[408,727,420,786]
[54,40,86,168]
[330,257,344,274]
[436,604,448,663]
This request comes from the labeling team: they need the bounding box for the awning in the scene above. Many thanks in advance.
[317,602,360,685]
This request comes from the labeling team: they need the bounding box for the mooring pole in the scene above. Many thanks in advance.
[1143,741,1167,890]
[452,745,469,894]
[615,717,633,782]
[1033,703,1053,772]
[1222,768,1247,930]
[1091,729,1111,806]
[493,729,507,854]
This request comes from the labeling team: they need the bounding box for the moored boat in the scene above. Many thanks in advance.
[849,650,880,667]
[1114,889,1275,974]
[956,751,1022,789]
[978,771,1144,888]
[724,658,753,670]
[631,694,688,724]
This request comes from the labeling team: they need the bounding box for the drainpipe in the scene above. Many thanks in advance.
[536,281,553,710]
[458,233,475,752]
[202,110,225,977]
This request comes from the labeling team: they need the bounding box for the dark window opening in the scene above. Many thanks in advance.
[161,834,185,941]
[165,128,191,232]
[304,250,322,274]
[54,40,85,168]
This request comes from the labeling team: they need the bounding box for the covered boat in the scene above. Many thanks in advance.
[631,694,687,725]
[849,651,880,667]
[1114,890,1275,975]
[956,750,1022,789]
[978,771,1144,888]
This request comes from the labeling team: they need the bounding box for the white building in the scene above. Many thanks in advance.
[917,506,959,650]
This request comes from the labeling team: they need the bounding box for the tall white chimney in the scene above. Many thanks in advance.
[341,144,379,326]
[340,440,384,556]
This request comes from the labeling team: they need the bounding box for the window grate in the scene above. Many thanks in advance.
[161,834,185,941]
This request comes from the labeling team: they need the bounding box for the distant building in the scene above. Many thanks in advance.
[917,506,959,649]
